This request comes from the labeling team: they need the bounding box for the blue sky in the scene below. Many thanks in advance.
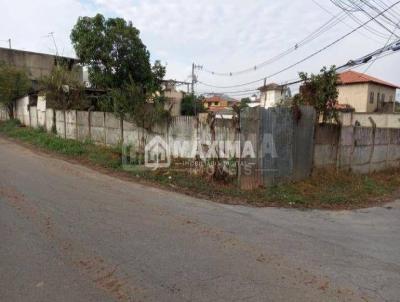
[0,0,399,97]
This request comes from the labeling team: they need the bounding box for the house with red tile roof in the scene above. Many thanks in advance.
[203,94,238,110]
[337,71,399,113]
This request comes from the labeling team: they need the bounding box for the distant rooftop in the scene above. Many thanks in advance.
[257,83,282,92]
[0,47,78,61]
[203,94,238,104]
[338,71,400,89]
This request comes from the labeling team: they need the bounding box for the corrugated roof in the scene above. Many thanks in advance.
[338,71,400,89]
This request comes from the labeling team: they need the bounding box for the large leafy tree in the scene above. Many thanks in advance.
[0,62,31,118]
[295,66,339,122]
[71,14,162,92]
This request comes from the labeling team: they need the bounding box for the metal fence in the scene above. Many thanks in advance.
[240,106,316,189]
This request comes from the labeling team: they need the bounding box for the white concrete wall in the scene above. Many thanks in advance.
[339,112,400,128]
[37,96,47,128]
[0,105,9,121]
[30,106,38,128]
[314,125,400,173]
[14,96,30,125]
[45,109,54,133]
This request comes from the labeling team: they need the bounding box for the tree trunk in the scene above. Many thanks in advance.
[7,103,14,120]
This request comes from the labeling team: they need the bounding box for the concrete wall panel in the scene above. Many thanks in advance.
[30,107,38,128]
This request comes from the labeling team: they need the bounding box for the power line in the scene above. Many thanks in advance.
[359,11,400,75]
[198,39,400,96]
[372,0,400,20]
[200,12,348,77]
[331,0,400,38]
[360,0,400,30]
[197,1,400,90]
[330,0,392,39]
[312,0,385,43]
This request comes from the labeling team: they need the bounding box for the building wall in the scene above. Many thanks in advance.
[337,83,396,113]
[260,90,282,108]
[367,83,396,113]
[0,47,82,82]
[337,83,369,112]
[204,100,228,108]
[164,90,183,117]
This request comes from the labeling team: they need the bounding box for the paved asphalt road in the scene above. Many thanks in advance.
[0,137,399,302]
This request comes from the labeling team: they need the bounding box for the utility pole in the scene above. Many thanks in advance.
[191,63,203,116]
[7,38,11,49]
[191,63,203,95]
[191,63,195,95]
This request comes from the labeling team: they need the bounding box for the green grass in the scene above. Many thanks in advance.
[0,120,121,169]
[1,119,399,209]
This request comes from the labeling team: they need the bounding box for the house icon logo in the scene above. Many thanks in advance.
[145,136,171,169]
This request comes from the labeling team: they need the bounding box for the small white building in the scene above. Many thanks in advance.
[257,83,291,108]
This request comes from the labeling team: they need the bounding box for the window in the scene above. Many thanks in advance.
[369,92,375,104]
[377,92,380,104]
[389,95,393,103]
[382,93,385,102]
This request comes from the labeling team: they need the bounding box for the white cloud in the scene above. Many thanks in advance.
[0,0,399,96]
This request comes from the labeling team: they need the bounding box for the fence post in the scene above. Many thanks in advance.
[120,116,124,144]
[63,110,67,139]
[75,110,78,140]
[104,112,107,144]
[88,109,92,141]
[28,105,32,127]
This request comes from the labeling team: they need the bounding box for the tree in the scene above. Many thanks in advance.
[71,14,163,92]
[0,62,31,119]
[181,94,205,116]
[40,64,84,110]
[295,66,338,122]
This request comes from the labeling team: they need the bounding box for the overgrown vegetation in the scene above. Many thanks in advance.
[1,119,399,210]
[70,13,170,127]
[0,62,31,118]
[180,94,205,116]
[40,64,85,110]
[294,66,339,122]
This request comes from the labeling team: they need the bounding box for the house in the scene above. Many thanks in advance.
[0,47,82,89]
[203,94,238,110]
[162,80,185,117]
[208,106,236,119]
[337,71,399,113]
[257,83,291,108]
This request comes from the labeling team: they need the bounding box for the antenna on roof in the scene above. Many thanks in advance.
[47,32,59,57]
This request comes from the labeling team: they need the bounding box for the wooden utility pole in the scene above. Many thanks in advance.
[191,63,195,95]
[7,38,11,49]
[191,63,203,115]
